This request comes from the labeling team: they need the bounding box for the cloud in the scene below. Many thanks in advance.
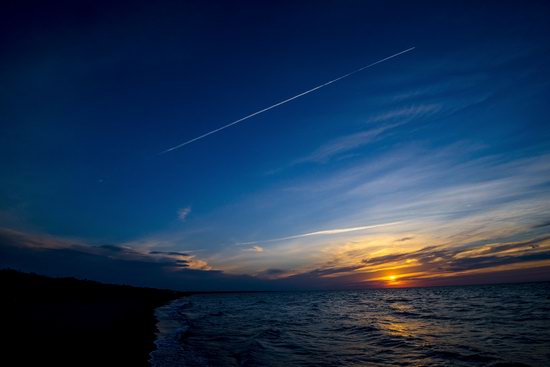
[261,268,285,275]
[99,244,129,252]
[177,207,191,221]
[190,139,550,281]
[272,235,550,289]
[2,225,549,290]
[149,250,191,257]
[291,104,441,165]
[361,236,550,275]
[532,220,550,229]
[237,221,400,245]
[294,124,401,164]
[395,237,414,242]
[245,245,264,252]
[0,227,276,291]
[366,104,441,123]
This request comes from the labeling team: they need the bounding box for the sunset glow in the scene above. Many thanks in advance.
[0,1,549,291]
[2,2,550,367]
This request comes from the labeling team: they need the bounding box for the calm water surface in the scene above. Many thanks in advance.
[151,283,550,366]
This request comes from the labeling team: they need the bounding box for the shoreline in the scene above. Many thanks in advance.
[1,269,187,366]
[149,296,191,366]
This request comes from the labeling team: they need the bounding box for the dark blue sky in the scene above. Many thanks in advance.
[1,1,549,290]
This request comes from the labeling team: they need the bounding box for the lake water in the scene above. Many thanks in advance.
[150,282,550,366]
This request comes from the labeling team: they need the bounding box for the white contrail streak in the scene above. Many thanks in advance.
[160,47,415,154]
[236,221,401,245]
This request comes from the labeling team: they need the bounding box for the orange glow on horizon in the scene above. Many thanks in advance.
[385,274,402,287]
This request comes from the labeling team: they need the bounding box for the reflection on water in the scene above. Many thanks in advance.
[151,282,550,366]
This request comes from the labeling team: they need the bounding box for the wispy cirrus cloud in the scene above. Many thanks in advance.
[236,221,400,246]
[178,206,192,221]
[292,104,441,165]
[293,123,401,165]
[365,104,441,123]
[244,245,264,253]
[211,140,550,279]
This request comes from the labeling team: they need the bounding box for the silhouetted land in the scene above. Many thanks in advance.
[1,269,187,366]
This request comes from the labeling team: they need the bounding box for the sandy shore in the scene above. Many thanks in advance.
[1,269,186,366]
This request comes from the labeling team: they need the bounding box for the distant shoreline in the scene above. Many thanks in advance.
[1,269,187,366]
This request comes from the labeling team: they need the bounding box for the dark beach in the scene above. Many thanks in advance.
[1,269,186,366]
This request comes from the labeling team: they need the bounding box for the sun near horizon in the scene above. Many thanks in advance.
[0,0,549,292]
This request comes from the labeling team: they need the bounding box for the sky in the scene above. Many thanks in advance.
[1,0,550,291]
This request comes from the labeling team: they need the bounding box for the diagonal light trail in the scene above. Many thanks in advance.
[160,47,415,154]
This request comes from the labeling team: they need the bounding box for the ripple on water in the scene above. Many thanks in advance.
[151,283,550,367]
